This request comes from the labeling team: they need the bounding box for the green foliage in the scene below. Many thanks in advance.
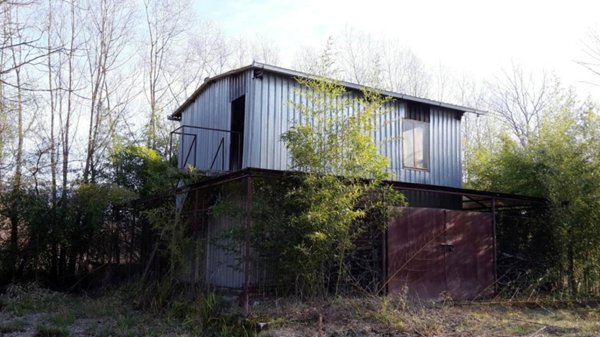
[0,142,199,286]
[111,144,185,197]
[75,183,136,228]
[0,188,52,281]
[282,76,391,180]
[123,279,256,336]
[144,203,193,282]
[0,183,136,284]
[250,76,406,296]
[35,325,70,337]
[466,108,600,295]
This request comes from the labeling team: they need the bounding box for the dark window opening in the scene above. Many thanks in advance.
[229,95,245,171]
[405,101,430,122]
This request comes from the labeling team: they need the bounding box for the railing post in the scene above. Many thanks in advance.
[181,126,185,168]
[192,136,197,168]
[169,125,241,172]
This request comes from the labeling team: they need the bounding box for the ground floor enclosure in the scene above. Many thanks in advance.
[168,168,545,309]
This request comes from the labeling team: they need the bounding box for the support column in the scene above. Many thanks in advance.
[492,198,497,295]
[243,175,253,316]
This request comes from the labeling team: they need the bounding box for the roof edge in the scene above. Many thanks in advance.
[169,61,488,119]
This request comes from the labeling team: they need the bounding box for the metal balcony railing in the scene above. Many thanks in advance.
[169,125,242,172]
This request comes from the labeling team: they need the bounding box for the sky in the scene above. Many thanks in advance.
[194,0,600,98]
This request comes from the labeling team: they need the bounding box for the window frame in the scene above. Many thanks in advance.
[402,118,430,171]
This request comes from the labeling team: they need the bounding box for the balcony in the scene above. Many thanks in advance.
[169,125,243,174]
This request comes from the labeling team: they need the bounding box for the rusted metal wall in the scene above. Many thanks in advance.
[387,207,494,300]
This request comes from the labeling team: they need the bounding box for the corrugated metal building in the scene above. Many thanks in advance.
[170,62,470,188]
[169,63,543,302]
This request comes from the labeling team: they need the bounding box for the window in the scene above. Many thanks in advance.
[402,118,430,170]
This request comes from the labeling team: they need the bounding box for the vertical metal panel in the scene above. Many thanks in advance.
[422,107,462,188]
[387,208,447,299]
[246,73,463,187]
[180,71,251,171]
[206,212,244,288]
[387,207,494,300]
[181,71,463,188]
[445,211,495,299]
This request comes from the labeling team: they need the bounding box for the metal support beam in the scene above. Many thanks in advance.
[243,175,253,316]
[492,198,497,296]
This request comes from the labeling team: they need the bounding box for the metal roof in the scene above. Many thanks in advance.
[169,62,487,119]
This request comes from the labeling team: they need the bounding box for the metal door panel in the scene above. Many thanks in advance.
[387,207,494,301]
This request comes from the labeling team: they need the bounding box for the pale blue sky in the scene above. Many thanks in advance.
[193,0,600,96]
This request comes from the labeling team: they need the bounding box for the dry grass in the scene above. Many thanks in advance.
[251,296,600,337]
[0,283,201,337]
[1,283,599,337]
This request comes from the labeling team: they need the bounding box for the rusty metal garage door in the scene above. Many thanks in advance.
[386,207,494,301]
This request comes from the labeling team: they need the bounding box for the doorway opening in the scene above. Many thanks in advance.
[229,95,245,171]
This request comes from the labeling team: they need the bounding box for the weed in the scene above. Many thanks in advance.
[375,297,405,330]
[47,309,76,328]
[35,324,69,337]
[508,324,535,335]
[0,319,27,333]
[2,283,64,315]
[2,281,599,337]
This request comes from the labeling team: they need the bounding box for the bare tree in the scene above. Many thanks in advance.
[81,0,134,183]
[487,63,557,147]
[187,21,232,78]
[46,0,58,217]
[292,37,340,78]
[0,0,42,180]
[579,30,600,84]
[0,3,47,86]
[380,41,431,97]
[248,35,280,65]
[337,27,383,86]
[59,0,78,196]
[292,44,321,74]
[0,0,43,279]
[293,30,432,97]
[141,0,190,151]
[431,63,456,102]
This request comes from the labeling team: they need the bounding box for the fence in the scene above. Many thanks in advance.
[62,168,546,311]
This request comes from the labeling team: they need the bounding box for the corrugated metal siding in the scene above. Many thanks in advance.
[387,207,495,300]
[399,107,462,187]
[179,71,462,187]
[205,212,244,288]
[246,72,463,187]
[204,190,268,289]
[180,71,251,171]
